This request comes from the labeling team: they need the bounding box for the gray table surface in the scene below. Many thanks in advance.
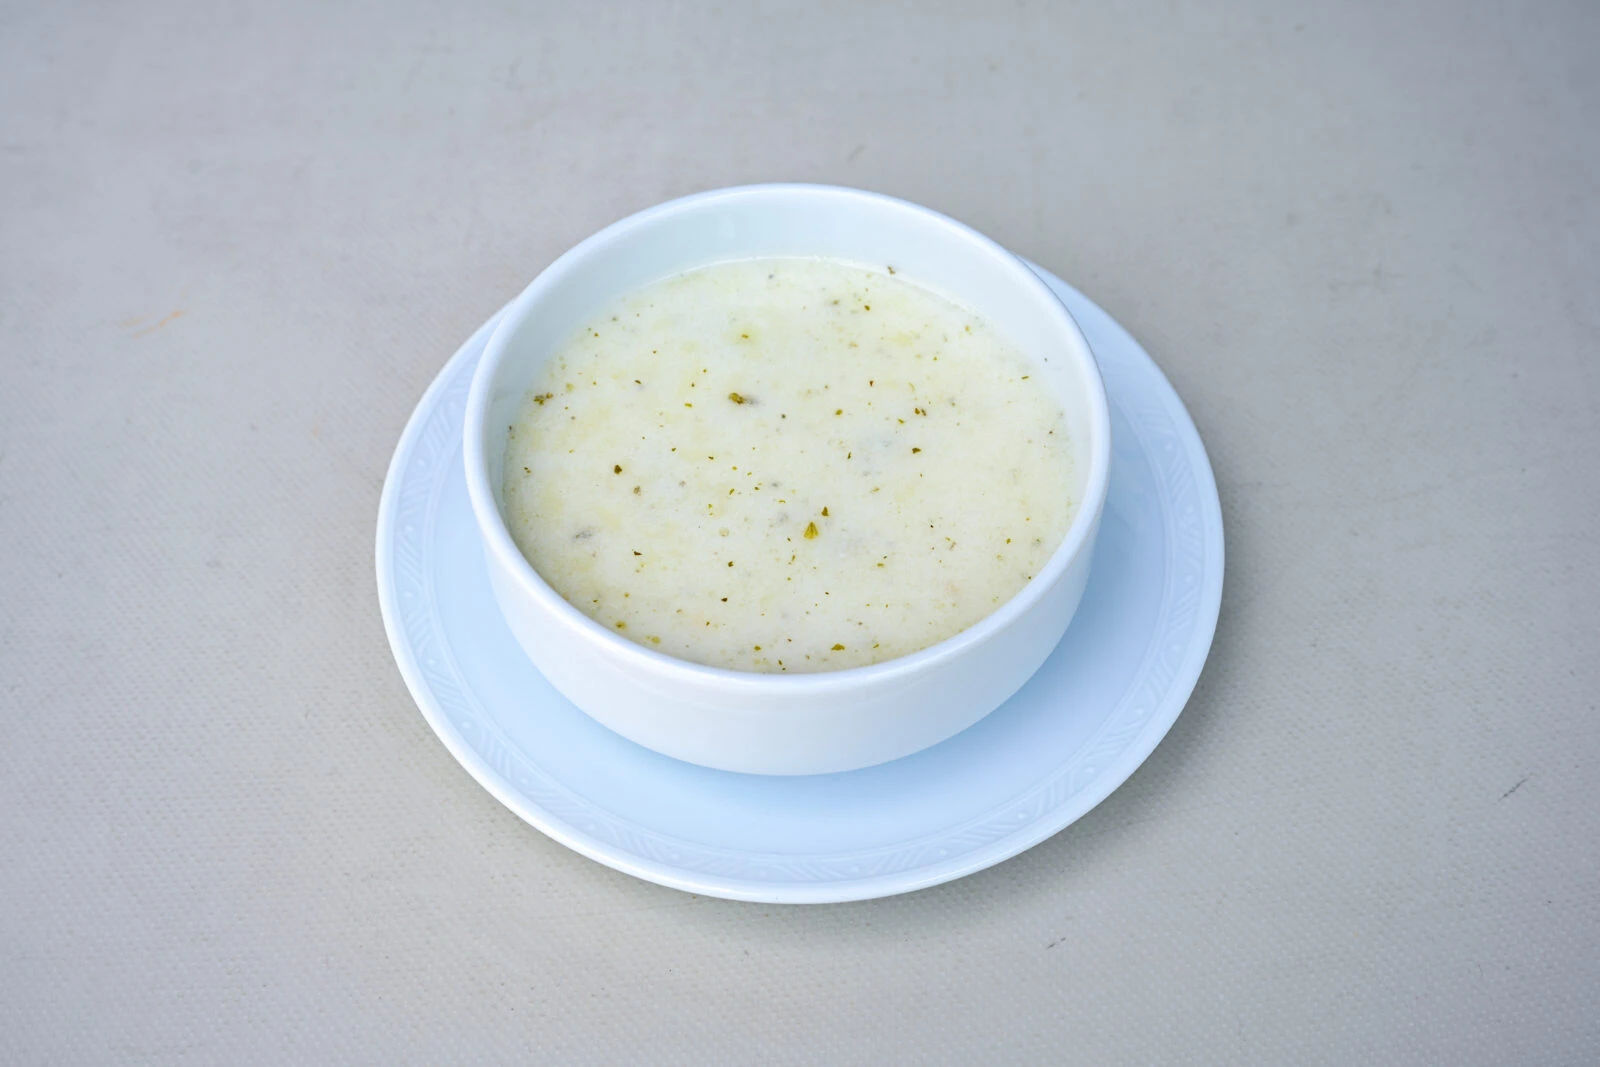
[4,1,1597,1062]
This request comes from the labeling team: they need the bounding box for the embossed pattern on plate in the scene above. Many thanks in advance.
[376,265,1224,902]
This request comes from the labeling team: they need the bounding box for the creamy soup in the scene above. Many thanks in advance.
[502,258,1075,672]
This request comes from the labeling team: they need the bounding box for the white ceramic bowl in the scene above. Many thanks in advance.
[464,184,1110,775]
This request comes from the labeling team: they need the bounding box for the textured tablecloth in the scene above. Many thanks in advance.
[4,1,1597,1062]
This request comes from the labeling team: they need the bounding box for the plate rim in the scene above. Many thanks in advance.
[376,265,1224,903]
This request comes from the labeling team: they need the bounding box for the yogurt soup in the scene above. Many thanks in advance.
[502,258,1075,673]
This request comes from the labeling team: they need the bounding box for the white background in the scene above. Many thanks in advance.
[3,1,1596,1062]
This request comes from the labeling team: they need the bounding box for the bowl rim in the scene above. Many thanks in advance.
[463,182,1112,693]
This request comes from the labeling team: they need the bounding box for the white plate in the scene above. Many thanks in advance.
[376,263,1224,903]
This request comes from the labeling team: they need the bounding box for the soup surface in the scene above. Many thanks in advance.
[502,257,1075,672]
